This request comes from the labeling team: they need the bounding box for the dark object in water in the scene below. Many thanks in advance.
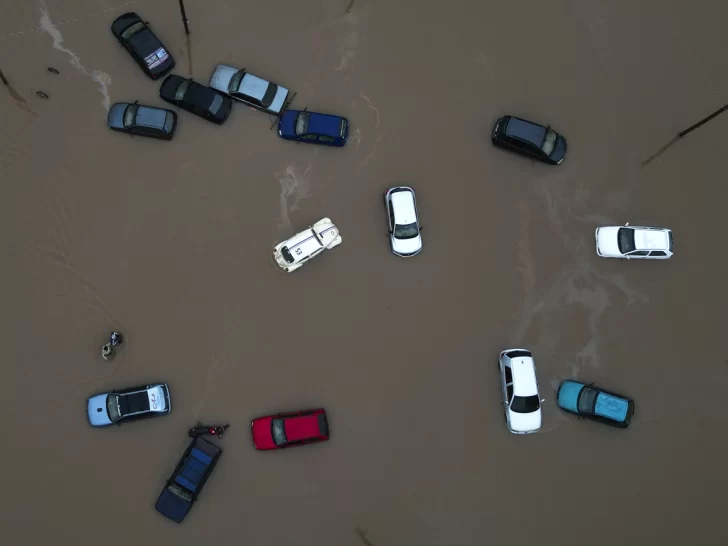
[48,67,59,74]
[36,91,49,99]
[188,424,229,439]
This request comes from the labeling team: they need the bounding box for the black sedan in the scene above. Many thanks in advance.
[492,115,567,165]
[159,75,233,124]
[111,12,175,79]
[107,101,177,140]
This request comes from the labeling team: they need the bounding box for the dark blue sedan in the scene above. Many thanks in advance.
[278,110,348,147]
[557,380,634,428]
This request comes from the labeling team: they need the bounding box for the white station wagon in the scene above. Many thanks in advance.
[209,64,289,115]
[498,349,543,434]
[273,218,342,272]
[384,186,423,257]
[595,223,673,259]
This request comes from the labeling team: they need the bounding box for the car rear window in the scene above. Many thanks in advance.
[262,84,278,107]
[229,70,245,93]
[175,79,191,101]
[317,413,328,436]
[209,94,224,115]
[505,350,531,359]
[123,104,138,127]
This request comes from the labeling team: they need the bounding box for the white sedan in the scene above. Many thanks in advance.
[498,349,543,434]
[209,64,289,115]
[595,223,673,259]
[384,187,423,257]
[273,218,342,272]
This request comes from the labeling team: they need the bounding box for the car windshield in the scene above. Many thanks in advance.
[123,104,138,128]
[106,394,122,422]
[209,94,224,114]
[618,227,636,253]
[281,246,294,264]
[262,84,278,107]
[121,21,145,40]
[296,112,310,135]
[272,418,287,446]
[541,129,557,155]
[510,395,540,413]
[394,222,419,239]
[577,387,599,414]
[174,79,191,101]
[229,70,245,93]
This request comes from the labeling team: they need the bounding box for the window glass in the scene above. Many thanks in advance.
[106,394,121,422]
[541,129,557,155]
[504,366,513,384]
[630,250,649,256]
[272,418,287,446]
[123,104,138,128]
[510,395,540,413]
[618,228,636,253]
[650,251,666,257]
[229,70,245,93]
[174,79,191,101]
[319,135,335,143]
[296,112,310,135]
[300,134,317,141]
[209,94,224,115]
[577,388,599,414]
[506,384,514,400]
[121,22,145,40]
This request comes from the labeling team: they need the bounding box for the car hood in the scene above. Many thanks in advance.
[107,103,128,129]
[392,234,422,256]
[278,109,297,137]
[87,394,112,427]
[557,380,584,413]
[209,64,237,94]
[596,227,622,256]
[550,135,567,164]
[267,85,289,114]
[508,408,542,433]
[251,417,277,450]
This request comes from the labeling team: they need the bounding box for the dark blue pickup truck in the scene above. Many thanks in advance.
[155,436,222,523]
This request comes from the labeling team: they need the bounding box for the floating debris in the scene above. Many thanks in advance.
[47,67,59,74]
[36,91,49,99]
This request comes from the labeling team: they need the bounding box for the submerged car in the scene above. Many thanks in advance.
[595,223,673,259]
[110,12,174,79]
[384,187,423,257]
[251,409,329,450]
[107,102,177,140]
[273,217,342,272]
[498,349,543,434]
[557,380,635,428]
[278,110,349,146]
[159,75,232,124]
[209,64,289,115]
[492,115,567,165]
[87,383,171,427]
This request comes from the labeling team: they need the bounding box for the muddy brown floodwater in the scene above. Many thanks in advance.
[1,1,728,545]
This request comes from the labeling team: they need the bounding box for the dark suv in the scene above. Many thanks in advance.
[492,115,567,165]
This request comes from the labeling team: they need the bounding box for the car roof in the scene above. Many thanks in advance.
[633,228,669,250]
[391,189,417,225]
[239,73,270,100]
[185,82,218,108]
[284,228,323,262]
[128,27,160,55]
[511,356,538,396]
[307,112,344,137]
[284,414,321,441]
[135,105,167,128]
[505,116,546,145]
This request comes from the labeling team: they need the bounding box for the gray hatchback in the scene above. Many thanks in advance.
[107,101,177,140]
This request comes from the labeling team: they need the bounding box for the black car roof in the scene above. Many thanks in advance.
[505,117,546,145]
[185,83,218,108]
[128,28,162,56]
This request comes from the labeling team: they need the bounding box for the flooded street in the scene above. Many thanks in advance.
[2,1,727,544]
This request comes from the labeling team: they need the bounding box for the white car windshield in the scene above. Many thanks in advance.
[510,395,540,413]
[617,228,636,254]
[106,394,122,422]
[394,222,419,239]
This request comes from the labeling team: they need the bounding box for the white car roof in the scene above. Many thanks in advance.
[511,356,538,397]
[634,228,669,251]
[284,229,323,263]
[239,73,270,101]
[391,189,417,225]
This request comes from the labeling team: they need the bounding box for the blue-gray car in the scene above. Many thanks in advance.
[107,101,177,140]
[556,380,634,428]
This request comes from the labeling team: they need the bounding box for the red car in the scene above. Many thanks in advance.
[251,408,329,450]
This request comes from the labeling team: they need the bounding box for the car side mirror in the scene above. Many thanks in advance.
[625,222,630,226]
[419,226,424,232]
[541,399,546,403]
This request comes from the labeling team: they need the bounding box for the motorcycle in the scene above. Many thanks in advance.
[188,424,229,439]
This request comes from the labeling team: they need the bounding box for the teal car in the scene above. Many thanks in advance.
[556,380,634,428]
